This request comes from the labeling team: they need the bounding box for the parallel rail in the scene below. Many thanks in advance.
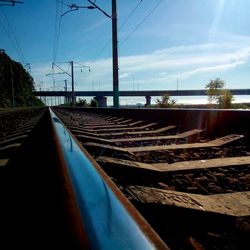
[0,108,46,167]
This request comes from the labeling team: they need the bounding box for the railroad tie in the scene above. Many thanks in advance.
[97,155,250,172]
[72,125,176,137]
[126,186,250,217]
[69,122,157,133]
[76,129,202,144]
[124,134,244,153]
[0,159,9,167]
[0,135,28,147]
[83,142,136,158]
[99,125,176,136]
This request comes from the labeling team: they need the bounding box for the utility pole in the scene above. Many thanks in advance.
[70,61,75,106]
[46,62,90,107]
[65,1,120,107]
[64,79,68,104]
[112,0,119,107]
[88,0,119,107]
[10,62,15,108]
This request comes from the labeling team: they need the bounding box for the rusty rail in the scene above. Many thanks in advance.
[53,107,250,249]
[50,108,169,250]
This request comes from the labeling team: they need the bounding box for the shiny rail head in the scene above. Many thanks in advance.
[49,108,169,250]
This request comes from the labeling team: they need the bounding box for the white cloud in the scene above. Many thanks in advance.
[31,36,250,91]
[119,43,250,73]
[151,60,246,83]
[119,72,131,79]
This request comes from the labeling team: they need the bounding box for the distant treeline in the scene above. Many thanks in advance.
[0,50,43,108]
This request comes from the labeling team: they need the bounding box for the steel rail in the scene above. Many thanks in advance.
[49,108,168,250]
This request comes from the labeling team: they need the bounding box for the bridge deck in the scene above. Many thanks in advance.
[33,89,250,97]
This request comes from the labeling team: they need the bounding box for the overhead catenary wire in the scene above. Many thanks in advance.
[118,0,142,32]
[0,0,23,7]
[0,8,27,64]
[119,0,164,47]
[53,0,64,63]
[91,38,111,62]
[91,0,143,62]
[52,0,60,62]
[2,11,26,63]
[0,15,18,55]
[57,0,68,7]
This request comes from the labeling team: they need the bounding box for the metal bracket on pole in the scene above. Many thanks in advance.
[65,0,120,107]
[87,0,119,107]
[0,0,23,7]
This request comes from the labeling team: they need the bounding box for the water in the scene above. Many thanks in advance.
[43,95,250,107]
[109,95,250,106]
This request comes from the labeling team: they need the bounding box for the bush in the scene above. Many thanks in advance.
[156,94,176,108]
[75,98,87,107]
[217,90,234,109]
[90,98,98,107]
[205,78,225,104]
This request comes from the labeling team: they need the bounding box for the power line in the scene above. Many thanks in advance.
[56,2,64,61]
[118,0,142,32]
[120,0,164,47]
[0,15,18,54]
[53,1,94,61]
[91,38,111,61]
[57,0,68,7]
[0,0,23,7]
[61,2,95,17]
[91,0,142,62]
[87,0,110,18]
[46,61,91,106]
[53,0,60,62]
[0,9,27,64]
[53,0,64,63]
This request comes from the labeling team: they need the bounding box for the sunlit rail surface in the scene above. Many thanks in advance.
[50,109,167,249]
[1,106,250,249]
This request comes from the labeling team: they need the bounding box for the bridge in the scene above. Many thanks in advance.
[33,89,250,107]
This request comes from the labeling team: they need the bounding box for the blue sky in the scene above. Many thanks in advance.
[0,0,250,104]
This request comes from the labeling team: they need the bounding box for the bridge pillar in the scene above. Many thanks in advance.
[145,96,151,106]
[94,96,107,107]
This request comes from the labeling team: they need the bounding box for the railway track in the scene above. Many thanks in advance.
[0,107,92,249]
[53,107,250,250]
[0,106,249,249]
[0,107,46,167]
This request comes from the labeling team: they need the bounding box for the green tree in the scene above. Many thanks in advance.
[76,98,87,107]
[0,50,43,108]
[90,98,98,107]
[205,78,225,104]
[156,94,176,108]
[217,89,234,109]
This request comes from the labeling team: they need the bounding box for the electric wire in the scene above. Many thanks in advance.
[53,0,64,63]
[0,8,26,64]
[118,0,142,32]
[0,0,23,7]
[91,38,111,61]
[119,0,164,47]
[53,0,60,62]
[91,0,142,62]
[3,12,26,63]
[57,0,68,6]
[117,0,143,74]
[0,15,19,57]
